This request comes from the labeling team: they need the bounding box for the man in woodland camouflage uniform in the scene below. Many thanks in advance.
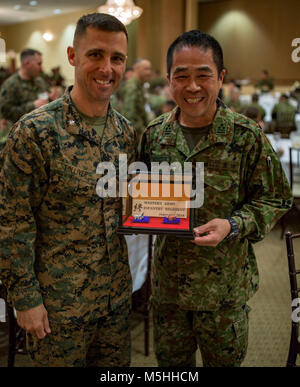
[0,48,59,124]
[140,30,292,367]
[0,13,136,367]
[0,49,59,152]
[120,58,152,143]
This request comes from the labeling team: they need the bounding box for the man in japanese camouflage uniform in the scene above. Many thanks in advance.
[140,30,292,367]
[0,13,136,366]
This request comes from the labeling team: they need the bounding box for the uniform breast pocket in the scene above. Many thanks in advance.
[150,154,170,163]
[202,170,239,218]
[41,167,100,224]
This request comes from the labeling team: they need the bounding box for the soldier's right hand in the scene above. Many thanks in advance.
[34,97,49,108]
[16,304,51,339]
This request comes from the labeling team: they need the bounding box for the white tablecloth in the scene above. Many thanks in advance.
[125,234,153,293]
[266,134,300,196]
[0,298,5,322]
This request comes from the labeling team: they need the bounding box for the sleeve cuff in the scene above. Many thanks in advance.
[9,289,43,311]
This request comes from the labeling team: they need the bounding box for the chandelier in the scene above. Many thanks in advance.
[98,0,143,25]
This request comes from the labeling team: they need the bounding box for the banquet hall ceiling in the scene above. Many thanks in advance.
[0,0,106,25]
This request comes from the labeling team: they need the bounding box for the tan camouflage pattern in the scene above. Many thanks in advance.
[0,71,49,123]
[140,102,293,311]
[0,87,137,324]
[120,76,149,143]
[26,299,131,367]
[153,303,250,367]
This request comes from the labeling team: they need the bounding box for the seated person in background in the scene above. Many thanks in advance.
[248,93,266,121]
[255,69,274,93]
[224,86,244,113]
[243,106,260,122]
[272,93,296,137]
[243,105,265,131]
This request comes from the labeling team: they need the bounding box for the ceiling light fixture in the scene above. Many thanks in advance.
[53,9,62,15]
[29,1,38,6]
[43,32,54,42]
[97,0,143,25]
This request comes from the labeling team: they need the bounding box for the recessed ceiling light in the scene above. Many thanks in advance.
[13,5,21,10]
[29,1,38,6]
[53,9,62,15]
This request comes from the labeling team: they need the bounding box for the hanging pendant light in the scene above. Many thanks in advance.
[98,0,143,25]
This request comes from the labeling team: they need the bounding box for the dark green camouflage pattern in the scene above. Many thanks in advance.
[120,76,149,142]
[0,87,137,324]
[0,71,49,123]
[140,103,293,311]
[153,303,250,367]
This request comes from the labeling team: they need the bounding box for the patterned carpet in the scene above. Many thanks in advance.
[1,223,299,367]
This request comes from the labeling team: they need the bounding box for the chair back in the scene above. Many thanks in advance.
[285,231,300,367]
[289,147,300,196]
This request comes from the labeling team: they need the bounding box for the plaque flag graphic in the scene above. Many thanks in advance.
[118,172,196,239]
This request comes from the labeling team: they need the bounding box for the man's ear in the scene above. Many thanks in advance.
[166,73,170,86]
[67,46,76,66]
[219,68,226,84]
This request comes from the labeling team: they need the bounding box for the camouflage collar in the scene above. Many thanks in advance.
[62,86,123,145]
[159,104,235,149]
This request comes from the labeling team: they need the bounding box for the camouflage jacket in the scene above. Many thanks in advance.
[120,76,149,141]
[140,103,292,310]
[0,71,49,123]
[272,101,296,123]
[0,88,137,323]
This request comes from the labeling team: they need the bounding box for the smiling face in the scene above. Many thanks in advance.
[67,26,127,115]
[167,46,225,127]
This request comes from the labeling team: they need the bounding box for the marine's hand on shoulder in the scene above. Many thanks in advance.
[191,218,231,247]
[16,304,51,339]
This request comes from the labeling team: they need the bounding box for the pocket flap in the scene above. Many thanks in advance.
[205,173,233,191]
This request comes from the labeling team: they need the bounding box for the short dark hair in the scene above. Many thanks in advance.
[244,106,259,121]
[73,13,128,48]
[167,30,224,77]
[20,48,41,63]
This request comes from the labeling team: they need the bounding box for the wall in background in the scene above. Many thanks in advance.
[0,7,137,85]
[1,0,298,86]
[198,0,300,83]
[136,0,186,75]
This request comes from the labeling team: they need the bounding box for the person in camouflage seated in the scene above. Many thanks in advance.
[140,30,292,367]
[120,58,152,144]
[272,94,296,128]
[0,13,136,367]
